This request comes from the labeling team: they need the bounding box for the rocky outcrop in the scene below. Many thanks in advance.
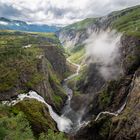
[13,99,57,135]
[40,45,67,79]
[73,56,140,140]
[68,20,140,140]
[58,6,140,139]
[0,33,69,112]
[33,55,67,112]
[58,19,97,52]
[108,69,140,140]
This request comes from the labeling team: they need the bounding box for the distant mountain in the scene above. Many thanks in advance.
[0,17,60,32]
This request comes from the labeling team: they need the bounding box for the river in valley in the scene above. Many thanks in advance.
[2,59,87,134]
[2,59,129,135]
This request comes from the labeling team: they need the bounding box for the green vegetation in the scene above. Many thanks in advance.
[39,129,67,140]
[0,103,68,140]
[0,28,68,110]
[99,81,119,109]
[13,99,57,135]
[0,30,65,96]
[0,104,34,140]
[111,5,140,37]
[61,18,97,65]
[0,30,68,138]
[0,30,61,46]
[99,90,112,109]
[0,46,43,92]
[63,18,97,31]
[35,32,60,44]
[95,116,111,140]
[68,46,85,64]
[48,61,66,107]
[67,65,87,96]
[0,31,46,92]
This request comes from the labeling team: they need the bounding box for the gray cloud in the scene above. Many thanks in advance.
[44,6,79,19]
[0,0,140,25]
[0,3,22,18]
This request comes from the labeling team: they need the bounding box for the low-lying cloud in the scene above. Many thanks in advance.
[85,30,122,80]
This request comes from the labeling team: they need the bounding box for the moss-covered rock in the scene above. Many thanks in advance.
[74,115,112,140]
[0,31,69,113]
[12,99,57,136]
[108,68,140,140]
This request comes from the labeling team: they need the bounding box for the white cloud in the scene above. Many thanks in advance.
[85,29,122,80]
[0,21,8,25]
[0,0,140,26]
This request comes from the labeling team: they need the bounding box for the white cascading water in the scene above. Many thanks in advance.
[2,58,129,133]
[64,59,81,81]
[22,44,32,48]
[61,59,87,133]
[94,73,134,122]
[2,59,82,134]
[3,91,72,132]
[94,92,130,121]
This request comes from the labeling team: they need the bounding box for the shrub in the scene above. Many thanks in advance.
[39,129,68,140]
[0,107,34,140]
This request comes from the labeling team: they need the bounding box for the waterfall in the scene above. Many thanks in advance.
[95,111,118,121]
[60,59,85,134]
[2,58,131,133]
[94,91,131,121]
[3,91,72,133]
[2,59,82,134]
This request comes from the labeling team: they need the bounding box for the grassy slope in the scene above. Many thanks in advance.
[0,30,67,106]
[0,31,42,92]
[0,30,56,92]
[0,30,68,139]
[65,5,140,64]
[68,46,85,64]
[63,19,97,64]
[111,5,140,37]
[63,18,97,31]
[0,103,67,140]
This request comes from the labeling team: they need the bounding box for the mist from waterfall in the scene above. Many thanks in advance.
[2,60,83,134]
[3,91,73,133]
[85,29,122,80]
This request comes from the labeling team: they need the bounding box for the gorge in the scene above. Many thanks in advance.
[0,4,140,140]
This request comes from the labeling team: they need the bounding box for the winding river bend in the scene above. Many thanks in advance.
[2,59,129,134]
[3,59,83,134]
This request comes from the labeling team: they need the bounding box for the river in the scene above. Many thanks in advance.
[2,59,129,134]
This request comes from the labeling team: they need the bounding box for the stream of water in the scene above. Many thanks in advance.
[2,59,129,134]
[2,59,83,134]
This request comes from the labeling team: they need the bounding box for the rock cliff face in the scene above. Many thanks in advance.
[33,46,68,112]
[58,5,140,140]
[0,32,68,112]
[74,68,140,140]
[58,18,97,52]
[0,31,71,138]
[58,5,140,51]
[109,68,140,140]
[75,35,140,115]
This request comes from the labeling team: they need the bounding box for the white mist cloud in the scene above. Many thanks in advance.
[85,30,122,80]
[0,0,140,25]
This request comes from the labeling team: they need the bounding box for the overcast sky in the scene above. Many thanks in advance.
[0,0,140,26]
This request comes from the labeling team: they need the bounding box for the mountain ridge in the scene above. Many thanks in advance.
[0,17,60,32]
